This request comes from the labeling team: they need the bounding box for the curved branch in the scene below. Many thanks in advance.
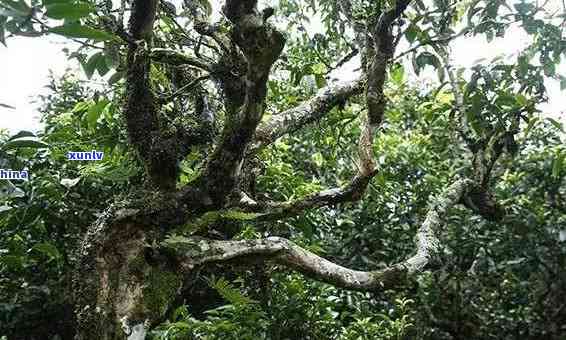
[239,170,375,219]
[239,110,378,219]
[168,178,473,291]
[252,76,365,151]
[246,2,414,216]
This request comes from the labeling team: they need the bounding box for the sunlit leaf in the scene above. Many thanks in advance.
[45,2,93,20]
[1,138,49,150]
[49,24,115,41]
[33,242,61,260]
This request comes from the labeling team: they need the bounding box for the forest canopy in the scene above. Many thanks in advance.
[0,0,565,339]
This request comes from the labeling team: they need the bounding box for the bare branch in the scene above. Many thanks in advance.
[366,0,411,126]
[157,74,211,104]
[252,77,365,150]
[168,178,473,290]
[239,170,375,219]
[394,29,469,61]
[326,48,360,75]
[437,45,476,149]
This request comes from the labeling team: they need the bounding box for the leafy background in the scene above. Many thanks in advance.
[1,0,565,339]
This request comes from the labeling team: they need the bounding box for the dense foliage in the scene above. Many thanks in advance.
[2,72,565,339]
[1,0,565,339]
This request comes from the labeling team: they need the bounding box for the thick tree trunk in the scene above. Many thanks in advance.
[73,208,183,340]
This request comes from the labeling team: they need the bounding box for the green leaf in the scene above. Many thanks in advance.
[547,118,564,132]
[86,99,109,129]
[514,2,534,15]
[33,242,61,260]
[312,152,324,167]
[103,42,120,68]
[108,70,124,85]
[7,130,35,141]
[414,51,440,75]
[83,52,110,78]
[311,62,327,75]
[551,150,564,179]
[72,100,91,113]
[314,73,326,88]
[405,24,419,43]
[390,63,405,85]
[45,2,93,20]
[543,60,556,76]
[561,76,566,91]
[196,0,212,17]
[517,55,529,76]
[523,116,538,136]
[515,94,528,107]
[1,138,49,150]
[211,277,255,306]
[49,23,115,41]
[82,54,97,78]
[0,0,32,17]
[0,255,23,270]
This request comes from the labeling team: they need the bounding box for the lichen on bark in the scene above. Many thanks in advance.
[142,268,182,320]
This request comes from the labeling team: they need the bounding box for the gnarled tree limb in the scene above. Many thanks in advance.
[241,1,413,217]
[366,0,411,126]
[168,178,473,291]
[200,0,285,206]
[238,169,376,219]
[252,77,365,151]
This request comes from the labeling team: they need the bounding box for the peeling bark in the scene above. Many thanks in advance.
[74,213,182,339]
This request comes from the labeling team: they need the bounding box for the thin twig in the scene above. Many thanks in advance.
[158,74,211,103]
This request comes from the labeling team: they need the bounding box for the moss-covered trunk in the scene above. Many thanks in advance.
[73,208,184,340]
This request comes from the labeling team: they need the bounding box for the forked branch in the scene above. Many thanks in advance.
[241,0,412,216]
